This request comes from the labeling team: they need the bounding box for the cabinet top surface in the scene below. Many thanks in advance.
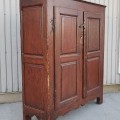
[74,0,106,7]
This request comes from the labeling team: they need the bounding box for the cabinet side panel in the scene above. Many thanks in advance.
[21,0,48,119]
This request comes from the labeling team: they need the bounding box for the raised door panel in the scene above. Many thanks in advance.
[87,57,100,91]
[83,12,103,98]
[24,64,47,111]
[61,16,77,54]
[87,18,100,52]
[55,7,83,112]
[22,6,43,55]
[61,62,77,101]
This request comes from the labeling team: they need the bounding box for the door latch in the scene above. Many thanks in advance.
[79,23,86,29]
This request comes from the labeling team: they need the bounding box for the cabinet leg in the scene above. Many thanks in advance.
[23,115,31,120]
[96,96,103,104]
[46,118,56,120]
[46,116,56,120]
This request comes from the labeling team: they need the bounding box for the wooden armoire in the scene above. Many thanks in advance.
[20,0,105,119]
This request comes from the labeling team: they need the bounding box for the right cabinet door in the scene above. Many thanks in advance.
[83,12,104,98]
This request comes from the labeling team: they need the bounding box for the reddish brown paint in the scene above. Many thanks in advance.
[20,0,105,119]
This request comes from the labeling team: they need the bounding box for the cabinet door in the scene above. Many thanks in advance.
[83,12,104,98]
[54,7,83,111]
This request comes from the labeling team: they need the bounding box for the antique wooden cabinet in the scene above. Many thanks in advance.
[20,0,105,119]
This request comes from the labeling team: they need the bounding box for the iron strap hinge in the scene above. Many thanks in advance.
[50,18,56,32]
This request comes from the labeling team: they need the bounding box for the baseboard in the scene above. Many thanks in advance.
[104,85,120,93]
[0,92,22,104]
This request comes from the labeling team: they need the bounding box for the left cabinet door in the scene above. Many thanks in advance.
[54,7,83,113]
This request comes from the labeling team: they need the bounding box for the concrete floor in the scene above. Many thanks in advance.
[0,93,120,120]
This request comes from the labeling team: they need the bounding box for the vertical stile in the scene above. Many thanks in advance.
[11,0,19,91]
[105,0,109,84]
[112,0,117,84]
[17,0,22,91]
[107,0,113,84]
[0,0,7,92]
[117,1,120,74]
[115,0,120,83]
[5,0,13,92]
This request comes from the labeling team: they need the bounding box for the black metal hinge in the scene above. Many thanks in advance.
[50,18,56,33]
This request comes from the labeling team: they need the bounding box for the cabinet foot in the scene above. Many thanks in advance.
[23,115,31,120]
[96,96,103,104]
[81,104,85,106]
